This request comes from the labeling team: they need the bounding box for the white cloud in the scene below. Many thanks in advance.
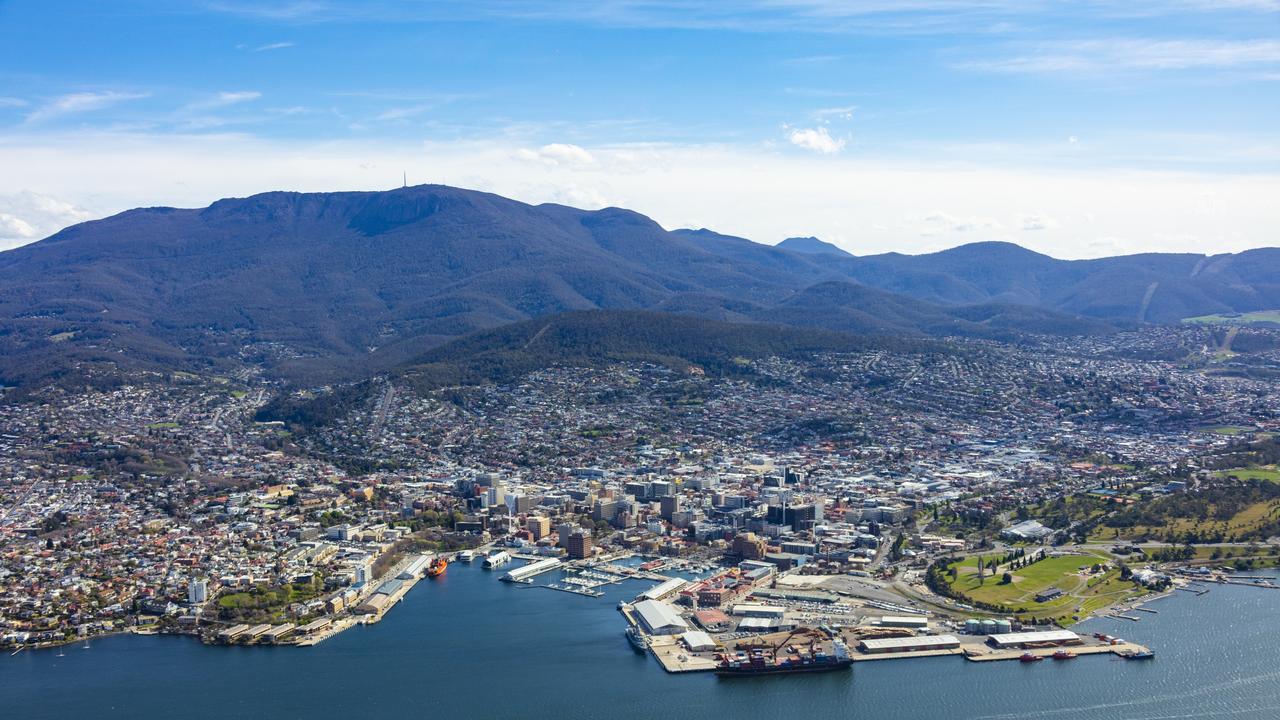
[787,126,846,154]
[0,97,28,108]
[514,143,597,166]
[0,213,36,240]
[0,131,1277,259]
[254,41,295,51]
[25,91,150,124]
[0,191,94,249]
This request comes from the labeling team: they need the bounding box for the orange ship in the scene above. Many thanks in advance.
[427,557,448,578]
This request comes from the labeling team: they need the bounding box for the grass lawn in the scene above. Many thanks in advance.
[1214,466,1280,483]
[1183,310,1280,326]
[146,422,179,430]
[944,551,1123,618]
[1207,426,1252,436]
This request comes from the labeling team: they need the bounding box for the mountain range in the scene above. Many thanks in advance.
[0,184,1276,387]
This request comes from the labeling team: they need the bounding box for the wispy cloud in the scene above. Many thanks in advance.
[0,97,28,108]
[25,91,150,124]
[198,1,1280,35]
[179,91,263,113]
[959,38,1280,73]
[254,41,296,51]
[812,105,856,120]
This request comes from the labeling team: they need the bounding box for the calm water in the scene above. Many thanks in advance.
[3,565,1278,720]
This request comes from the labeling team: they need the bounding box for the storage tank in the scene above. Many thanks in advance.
[980,619,997,634]
[995,619,1013,634]
[964,619,981,635]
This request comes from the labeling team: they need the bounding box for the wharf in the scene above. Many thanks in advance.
[851,648,963,662]
[294,617,356,647]
[964,642,1149,662]
[360,557,428,625]
[648,635,720,673]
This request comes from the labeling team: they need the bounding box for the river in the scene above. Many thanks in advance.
[3,564,1277,719]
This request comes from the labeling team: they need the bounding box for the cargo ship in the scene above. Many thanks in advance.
[427,557,448,578]
[716,640,852,677]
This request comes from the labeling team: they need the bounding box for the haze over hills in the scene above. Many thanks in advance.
[0,183,1275,388]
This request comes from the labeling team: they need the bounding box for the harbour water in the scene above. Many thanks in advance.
[3,564,1278,720]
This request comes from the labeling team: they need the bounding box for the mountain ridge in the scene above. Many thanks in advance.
[1,183,1274,388]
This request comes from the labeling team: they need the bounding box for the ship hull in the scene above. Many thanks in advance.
[716,660,852,677]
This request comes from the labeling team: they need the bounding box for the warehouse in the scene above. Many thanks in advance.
[693,609,732,632]
[355,593,391,615]
[374,579,403,597]
[633,599,690,635]
[680,630,718,652]
[986,630,1081,649]
[262,624,295,643]
[217,624,250,643]
[737,616,795,633]
[730,603,785,618]
[398,554,431,580]
[637,577,686,602]
[858,635,961,654]
[298,618,331,635]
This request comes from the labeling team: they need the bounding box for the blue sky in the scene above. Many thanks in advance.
[1,1,1277,256]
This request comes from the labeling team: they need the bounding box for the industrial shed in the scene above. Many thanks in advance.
[986,630,1081,649]
[633,599,690,635]
[858,635,961,654]
[680,630,718,652]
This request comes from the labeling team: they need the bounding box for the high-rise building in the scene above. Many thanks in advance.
[592,499,618,522]
[556,522,577,547]
[732,532,767,560]
[785,504,818,532]
[567,532,594,559]
[526,515,551,540]
[187,578,208,605]
[659,495,680,520]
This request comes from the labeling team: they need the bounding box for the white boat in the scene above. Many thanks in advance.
[482,550,511,569]
[458,550,475,563]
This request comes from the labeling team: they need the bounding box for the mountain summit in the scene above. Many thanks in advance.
[776,236,853,258]
[0,184,1276,387]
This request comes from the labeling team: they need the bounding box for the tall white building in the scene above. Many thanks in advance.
[188,578,208,605]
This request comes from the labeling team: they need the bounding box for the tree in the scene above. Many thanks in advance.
[1001,572,1013,585]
